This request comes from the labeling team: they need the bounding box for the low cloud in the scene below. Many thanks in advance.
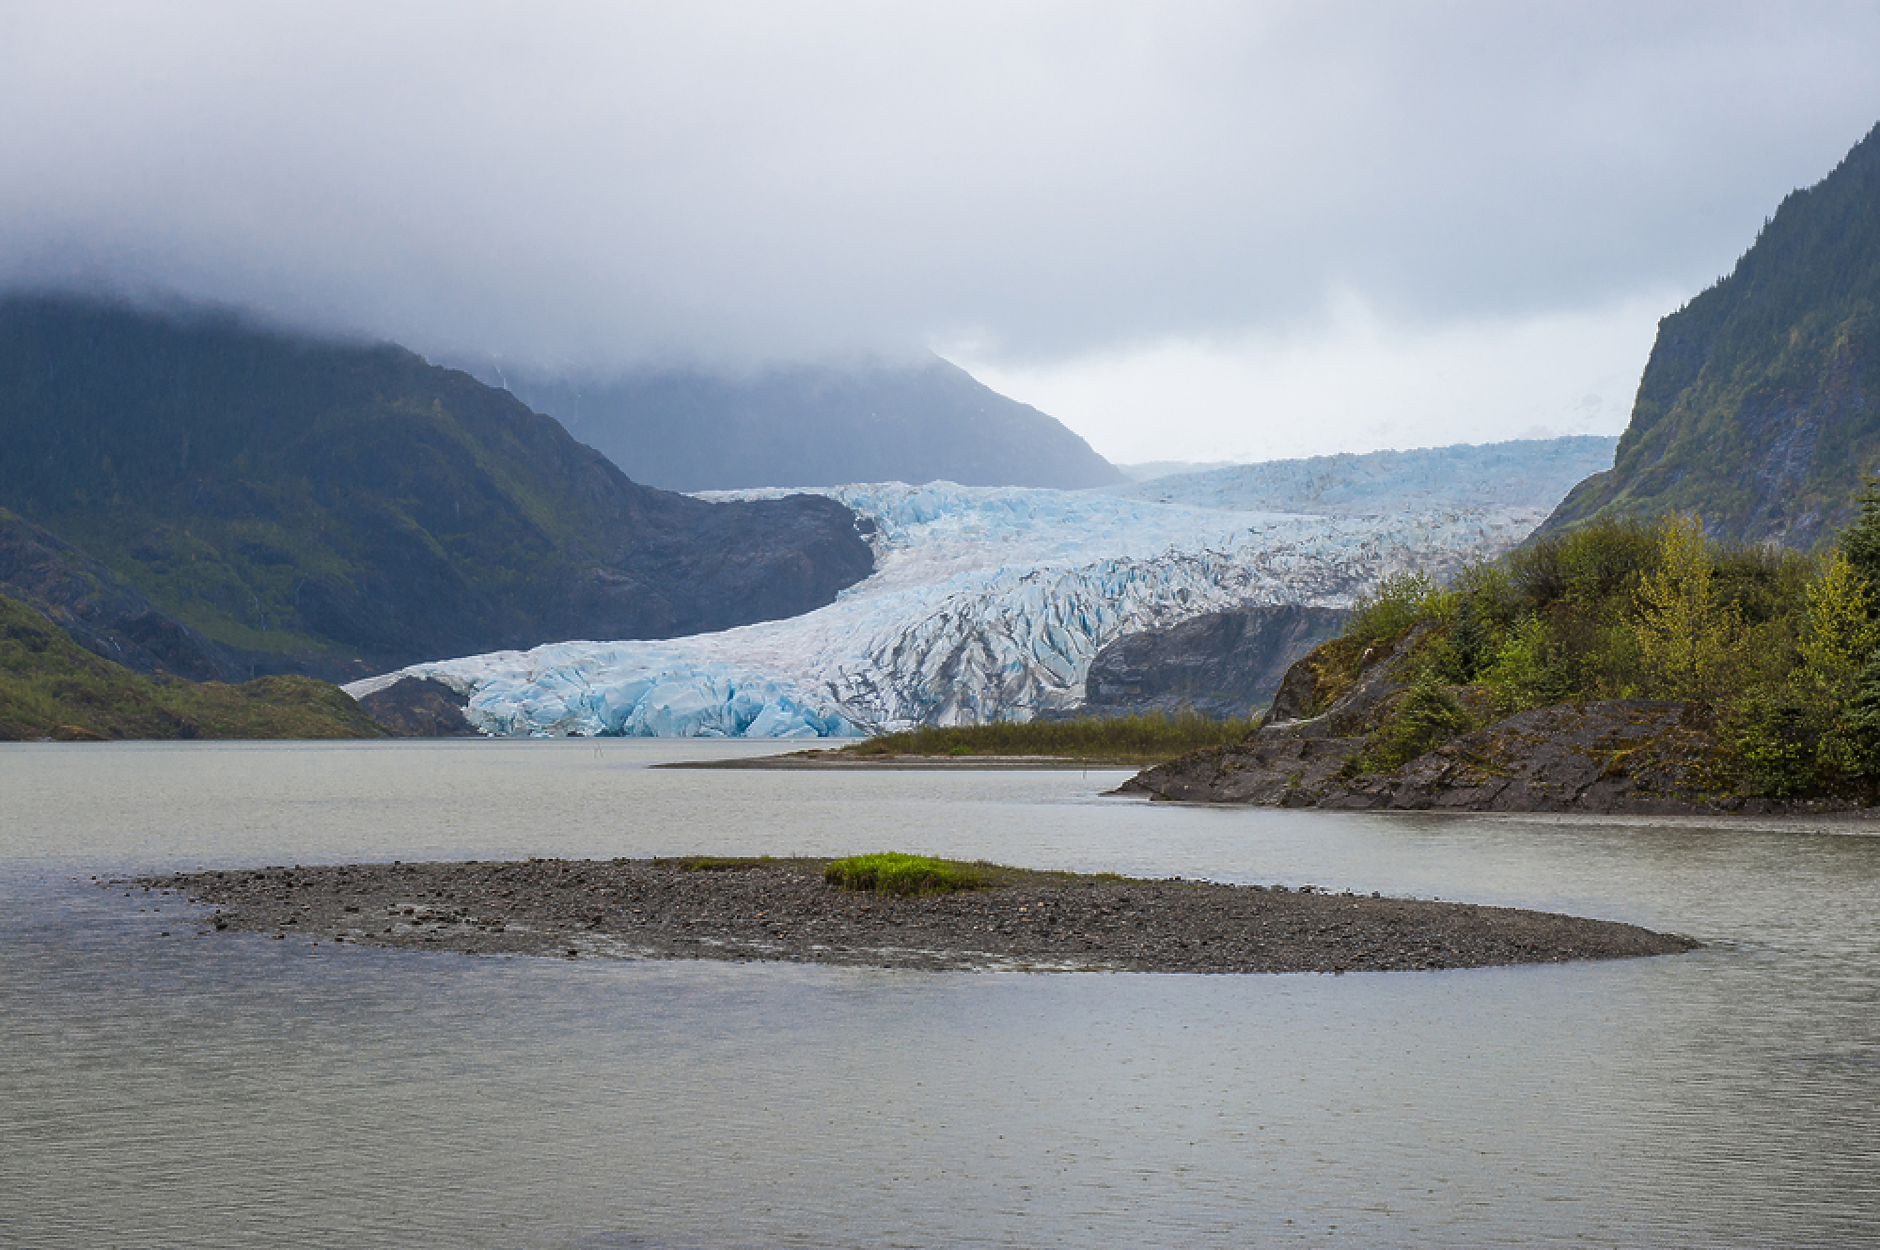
[957,291,1674,463]
[3,2,1877,454]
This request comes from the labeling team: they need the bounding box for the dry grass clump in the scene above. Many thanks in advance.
[840,709,1251,763]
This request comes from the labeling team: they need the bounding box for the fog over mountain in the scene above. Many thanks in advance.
[5,4,1879,461]
[496,358,1123,492]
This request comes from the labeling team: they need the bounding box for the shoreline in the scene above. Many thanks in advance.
[658,751,1145,770]
[135,856,1698,974]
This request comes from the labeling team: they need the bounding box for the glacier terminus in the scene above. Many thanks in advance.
[343,439,1615,737]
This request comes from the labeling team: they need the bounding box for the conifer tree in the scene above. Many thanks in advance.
[1839,477,1880,589]
[1838,649,1880,778]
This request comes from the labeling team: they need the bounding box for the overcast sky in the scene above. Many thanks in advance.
[4,2,1878,463]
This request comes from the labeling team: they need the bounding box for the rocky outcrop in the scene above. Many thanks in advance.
[1118,626,1416,805]
[1120,636,1815,815]
[356,677,477,737]
[1081,605,1348,719]
[1316,701,1737,813]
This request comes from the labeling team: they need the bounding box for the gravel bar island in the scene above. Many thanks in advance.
[135,857,1698,974]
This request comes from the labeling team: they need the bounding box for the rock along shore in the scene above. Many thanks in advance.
[136,857,1696,974]
[1118,625,1880,815]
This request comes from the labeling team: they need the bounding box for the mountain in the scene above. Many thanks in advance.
[0,591,382,740]
[496,357,1125,491]
[1538,121,1880,547]
[0,297,874,681]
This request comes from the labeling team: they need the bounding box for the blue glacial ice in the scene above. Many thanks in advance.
[345,478,1558,737]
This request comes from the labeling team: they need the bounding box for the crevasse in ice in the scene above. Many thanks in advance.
[346,478,1561,737]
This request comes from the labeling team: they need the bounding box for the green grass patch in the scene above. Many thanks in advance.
[823,853,1000,896]
[838,709,1252,764]
[0,593,384,741]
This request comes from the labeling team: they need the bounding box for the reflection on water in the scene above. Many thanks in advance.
[3,740,1878,1247]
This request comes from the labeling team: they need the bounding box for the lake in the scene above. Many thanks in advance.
[3,739,1877,1247]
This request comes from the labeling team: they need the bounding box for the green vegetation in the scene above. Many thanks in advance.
[1321,497,1880,800]
[1358,669,1474,773]
[838,708,1254,764]
[0,593,383,741]
[823,853,1000,896]
[1541,121,1880,548]
[0,297,870,680]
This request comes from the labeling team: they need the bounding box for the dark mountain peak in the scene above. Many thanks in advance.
[0,296,874,680]
[1538,120,1880,548]
[496,353,1125,492]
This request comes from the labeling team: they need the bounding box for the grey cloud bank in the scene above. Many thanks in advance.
[4,1,1878,456]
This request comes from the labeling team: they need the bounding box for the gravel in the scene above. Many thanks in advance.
[133,857,1698,974]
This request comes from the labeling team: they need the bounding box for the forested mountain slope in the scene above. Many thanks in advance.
[1539,121,1880,547]
[0,298,874,681]
[0,592,382,740]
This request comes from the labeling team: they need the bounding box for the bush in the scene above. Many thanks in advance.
[1447,560,1522,628]
[1477,615,1566,713]
[1347,570,1443,647]
[1632,513,1742,702]
[1728,689,1825,798]
[1711,541,1817,627]
[1508,514,1660,608]
[1359,671,1475,773]
[823,853,995,896]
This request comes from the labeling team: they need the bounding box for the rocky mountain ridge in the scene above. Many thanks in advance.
[1539,120,1880,547]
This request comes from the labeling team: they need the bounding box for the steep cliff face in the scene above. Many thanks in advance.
[1538,121,1880,548]
[0,298,875,679]
[1080,605,1349,720]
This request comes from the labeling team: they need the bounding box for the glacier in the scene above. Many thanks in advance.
[346,477,1556,738]
[1104,435,1619,515]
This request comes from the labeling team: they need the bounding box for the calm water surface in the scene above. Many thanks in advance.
[3,739,1878,1247]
